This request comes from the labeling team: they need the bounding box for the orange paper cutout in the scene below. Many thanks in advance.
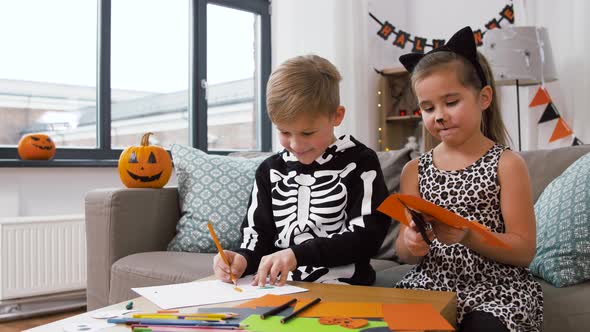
[549,117,573,142]
[382,303,454,331]
[378,194,510,249]
[319,317,369,329]
[340,318,368,329]
[293,300,383,318]
[235,294,297,309]
[529,87,551,107]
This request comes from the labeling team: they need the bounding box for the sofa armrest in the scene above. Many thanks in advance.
[84,187,180,310]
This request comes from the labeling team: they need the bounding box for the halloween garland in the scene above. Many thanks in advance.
[529,87,584,146]
[370,4,514,52]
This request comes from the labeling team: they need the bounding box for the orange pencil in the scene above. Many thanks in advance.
[207,222,238,286]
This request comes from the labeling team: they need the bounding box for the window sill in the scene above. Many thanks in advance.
[0,159,118,167]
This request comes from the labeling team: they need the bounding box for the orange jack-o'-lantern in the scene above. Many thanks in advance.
[17,133,56,160]
[118,132,172,188]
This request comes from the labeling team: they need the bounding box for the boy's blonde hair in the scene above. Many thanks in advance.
[410,51,510,146]
[266,55,342,123]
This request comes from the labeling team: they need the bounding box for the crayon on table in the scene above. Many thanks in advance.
[280,297,321,324]
[108,317,243,327]
[132,314,222,321]
[260,298,297,319]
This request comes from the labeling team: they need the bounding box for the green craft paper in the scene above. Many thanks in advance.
[242,315,388,332]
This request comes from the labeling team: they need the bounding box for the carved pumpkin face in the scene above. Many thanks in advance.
[118,132,172,188]
[17,133,56,160]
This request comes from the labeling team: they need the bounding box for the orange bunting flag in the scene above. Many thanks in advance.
[529,87,551,107]
[529,86,579,145]
[549,117,574,142]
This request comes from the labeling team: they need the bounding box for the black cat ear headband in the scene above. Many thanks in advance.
[399,26,488,87]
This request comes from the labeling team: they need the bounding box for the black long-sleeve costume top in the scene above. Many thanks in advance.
[233,135,390,285]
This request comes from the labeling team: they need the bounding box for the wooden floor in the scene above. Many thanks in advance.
[0,308,86,332]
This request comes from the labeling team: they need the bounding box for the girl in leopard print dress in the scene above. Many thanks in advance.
[394,27,543,331]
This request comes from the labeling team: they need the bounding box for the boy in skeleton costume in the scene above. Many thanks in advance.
[213,55,389,286]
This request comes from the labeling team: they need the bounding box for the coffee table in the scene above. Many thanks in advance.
[25,281,456,331]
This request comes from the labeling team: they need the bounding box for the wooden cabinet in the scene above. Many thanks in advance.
[376,67,438,152]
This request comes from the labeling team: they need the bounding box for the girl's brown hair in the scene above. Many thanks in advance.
[266,55,341,123]
[410,51,510,146]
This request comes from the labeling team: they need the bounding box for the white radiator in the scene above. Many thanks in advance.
[0,215,86,300]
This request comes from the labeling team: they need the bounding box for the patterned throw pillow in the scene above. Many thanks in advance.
[529,152,590,287]
[167,144,266,253]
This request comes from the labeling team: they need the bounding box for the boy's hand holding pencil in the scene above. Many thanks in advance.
[212,249,247,284]
[209,221,247,285]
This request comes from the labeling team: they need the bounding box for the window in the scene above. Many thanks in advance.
[0,0,271,164]
[0,0,97,149]
[110,0,190,149]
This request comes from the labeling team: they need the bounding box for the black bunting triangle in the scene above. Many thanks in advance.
[538,103,560,124]
[572,137,584,146]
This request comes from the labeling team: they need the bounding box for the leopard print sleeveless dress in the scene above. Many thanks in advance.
[396,144,543,331]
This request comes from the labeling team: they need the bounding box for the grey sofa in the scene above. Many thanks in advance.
[85,145,590,331]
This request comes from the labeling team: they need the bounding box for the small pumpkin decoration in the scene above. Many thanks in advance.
[17,133,56,160]
[118,132,172,188]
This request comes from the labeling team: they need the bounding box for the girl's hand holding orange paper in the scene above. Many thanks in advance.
[431,218,470,245]
[403,220,434,256]
[416,212,470,245]
[378,194,510,249]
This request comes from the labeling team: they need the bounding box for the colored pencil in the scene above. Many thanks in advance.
[280,297,321,324]
[207,222,238,286]
[131,324,245,331]
[133,327,244,332]
[132,327,244,332]
[133,313,237,319]
[259,298,297,319]
[132,315,222,321]
[108,317,242,327]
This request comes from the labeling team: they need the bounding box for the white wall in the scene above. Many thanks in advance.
[271,0,380,149]
[0,168,177,218]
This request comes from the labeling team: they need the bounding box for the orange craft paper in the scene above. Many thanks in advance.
[382,303,454,331]
[377,194,510,249]
[292,300,383,318]
[234,294,297,309]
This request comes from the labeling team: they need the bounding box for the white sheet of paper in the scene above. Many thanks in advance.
[131,275,308,309]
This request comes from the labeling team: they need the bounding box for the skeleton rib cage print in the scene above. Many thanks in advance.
[270,163,377,248]
[236,135,390,285]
